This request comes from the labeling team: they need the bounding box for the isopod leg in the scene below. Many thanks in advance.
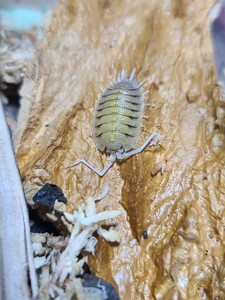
[67,158,116,177]
[116,131,163,160]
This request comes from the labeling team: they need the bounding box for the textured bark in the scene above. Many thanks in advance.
[15,0,225,299]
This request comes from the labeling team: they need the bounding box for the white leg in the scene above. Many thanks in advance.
[116,131,162,160]
[67,157,116,177]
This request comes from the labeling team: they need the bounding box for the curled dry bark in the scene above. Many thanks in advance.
[15,0,225,299]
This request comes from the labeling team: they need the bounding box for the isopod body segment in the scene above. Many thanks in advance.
[93,69,144,154]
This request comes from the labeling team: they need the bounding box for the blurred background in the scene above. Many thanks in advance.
[0,0,58,128]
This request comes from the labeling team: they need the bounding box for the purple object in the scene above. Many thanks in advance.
[210,1,225,85]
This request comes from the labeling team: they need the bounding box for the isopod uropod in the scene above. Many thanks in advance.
[69,69,161,177]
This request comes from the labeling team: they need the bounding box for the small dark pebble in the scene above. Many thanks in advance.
[33,183,67,210]
[142,231,148,239]
[81,274,120,300]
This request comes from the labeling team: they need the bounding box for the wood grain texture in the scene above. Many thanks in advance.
[15,0,225,298]
[0,96,38,300]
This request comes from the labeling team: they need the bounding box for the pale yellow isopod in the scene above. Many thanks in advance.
[69,69,161,176]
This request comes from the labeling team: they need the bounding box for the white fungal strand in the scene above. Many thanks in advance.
[97,226,121,242]
[93,69,144,154]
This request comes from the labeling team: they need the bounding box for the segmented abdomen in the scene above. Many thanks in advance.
[93,76,144,154]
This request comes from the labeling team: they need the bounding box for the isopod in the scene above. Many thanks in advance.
[69,69,161,176]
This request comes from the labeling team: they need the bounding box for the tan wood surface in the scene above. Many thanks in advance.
[15,0,225,298]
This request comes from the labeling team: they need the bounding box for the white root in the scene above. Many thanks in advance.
[50,187,121,289]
